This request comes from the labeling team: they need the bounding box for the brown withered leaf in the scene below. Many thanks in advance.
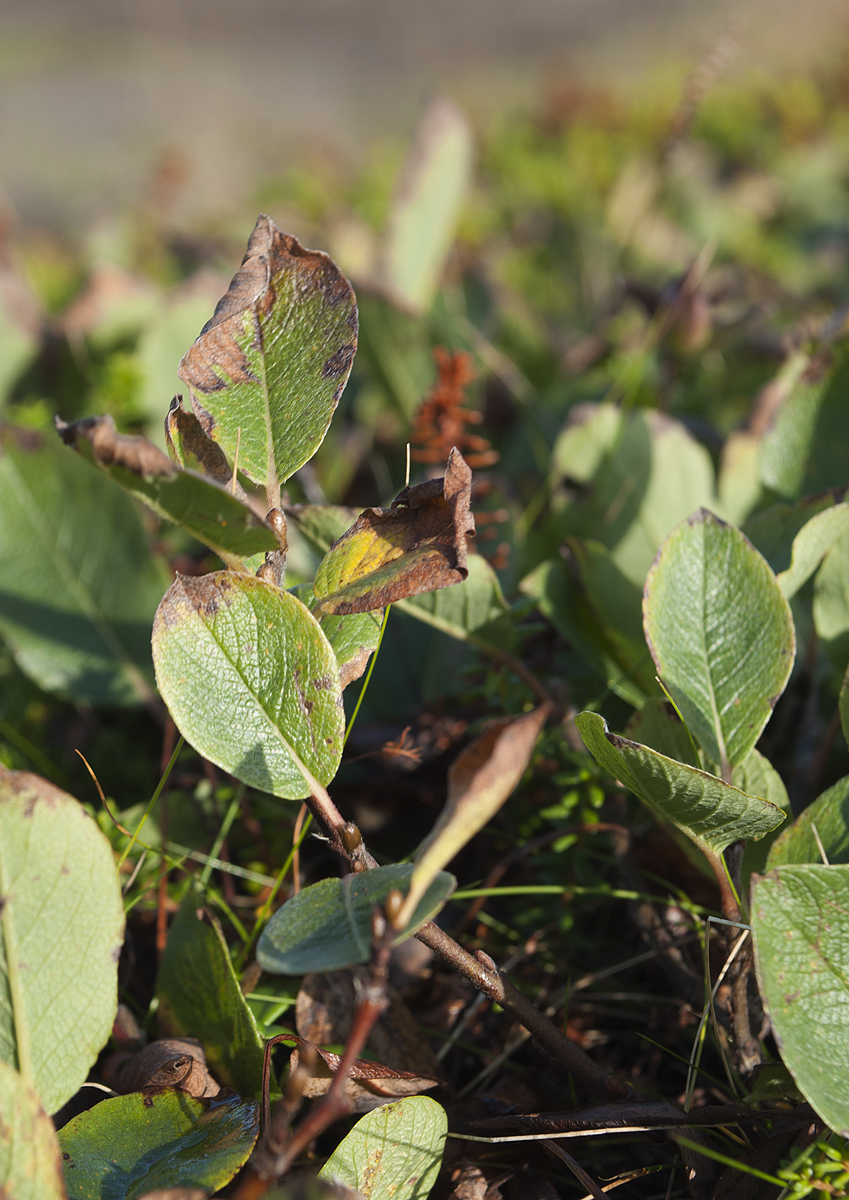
[296,970,441,1081]
[288,1037,440,1114]
[311,448,474,616]
[395,705,550,928]
[448,1164,506,1200]
[136,1191,208,1200]
[165,394,247,497]
[56,414,283,567]
[106,1037,219,1098]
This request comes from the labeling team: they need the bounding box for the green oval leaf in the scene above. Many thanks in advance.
[157,896,265,1098]
[0,1060,65,1200]
[643,509,795,772]
[766,776,849,869]
[178,217,357,499]
[0,432,165,706]
[0,767,124,1114]
[381,98,473,315]
[551,404,716,588]
[152,572,344,800]
[58,1090,259,1200]
[774,503,849,599]
[520,541,655,706]
[813,525,849,668]
[318,1096,447,1200]
[575,711,785,858]
[291,583,383,690]
[57,415,282,568]
[752,865,849,1136]
[257,864,456,975]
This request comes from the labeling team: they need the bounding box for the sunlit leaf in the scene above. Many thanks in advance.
[178,216,357,499]
[576,712,785,858]
[752,865,849,1136]
[0,767,124,1114]
[312,450,473,616]
[381,98,474,315]
[152,572,344,800]
[257,865,455,975]
[56,414,283,568]
[643,509,795,771]
[293,583,383,689]
[318,1096,447,1200]
[397,706,548,927]
[766,776,849,869]
[551,403,715,588]
[0,1059,65,1200]
[58,1090,259,1200]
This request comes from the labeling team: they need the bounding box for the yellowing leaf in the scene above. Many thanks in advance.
[312,448,474,616]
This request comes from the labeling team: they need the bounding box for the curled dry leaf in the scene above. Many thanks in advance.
[288,1036,441,1113]
[312,448,475,616]
[165,394,247,496]
[395,705,550,928]
[178,215,358,502]
[106,1037,219,1098]
[296,970,441,1081]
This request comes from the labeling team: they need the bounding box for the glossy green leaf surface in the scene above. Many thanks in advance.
[152,572,344,800]
[0,434,164,705]
[766,776,849,869]
[57,414,282,568]
[157,896,265,1098]
[382,98,473,315]
[257,864,456,975]
[319,1096,447,1199]
[643,509,795,771]
[751,865,849,1136]
[0,1060,65,1200]
[178,216,357,498]
[0,767,124,1115]
[576,712,785,858]
[58,1089,259,1200]
[841,665,849,752]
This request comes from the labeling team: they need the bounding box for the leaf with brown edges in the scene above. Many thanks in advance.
[178,215,357,502]
[56,414,283,568]
[312,448,474,616]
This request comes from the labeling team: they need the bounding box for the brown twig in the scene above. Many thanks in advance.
[299,776,630,1102]
[234,922,391,1200]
